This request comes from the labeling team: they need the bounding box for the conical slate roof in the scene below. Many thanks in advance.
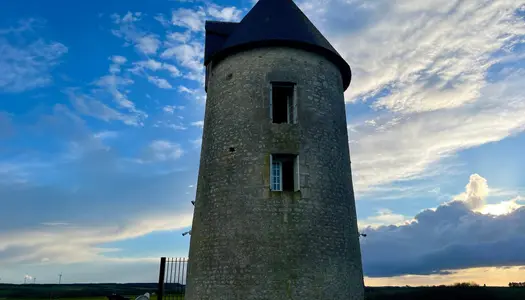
[204,0,352,90]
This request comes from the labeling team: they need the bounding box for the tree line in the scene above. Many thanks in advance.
[509,282,525,287]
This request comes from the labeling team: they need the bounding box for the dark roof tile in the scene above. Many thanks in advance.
[204,21,238,63]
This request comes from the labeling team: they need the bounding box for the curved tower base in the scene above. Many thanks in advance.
[185,46,364,300]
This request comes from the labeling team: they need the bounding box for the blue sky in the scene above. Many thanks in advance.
[1,0,524,286]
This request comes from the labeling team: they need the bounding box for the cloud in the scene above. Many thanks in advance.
[109,55,127,74]
[161,43,203,75]
[137,35,160,55]
[153,121,187,131]
[167,31,191,43]
[63,52,148,126]
[360,174,525,277]
[65,72,146,127]
[190,120,204,128]
[0,210,192,265]
[145,140,184,161]
[154,14,171,27]
[93,131,118,140]
[93,74,148,123]
[110,55,127,65]
[0,18,41,35]
[136,59,162,71]
[147,75,173,89]
[162,105,185,114]
[452,174,523,216]
[364,266,525,287]
[170,8,206,32]
[114,3,241,87]
[349,70,525,193]
[312,0,525,113]
[65,89,141,126]
[479,198,524,216]
[2,0,523,286]
[453,174,489,210]
[130,60,181,78]
[0,113,195,269]
[358,209,410,229]
[111,12,161,55]
[285,0,525,194]
[167,124,187,130]
[162,64,182,77]
[178,85,197,94]
[206,4,243,22]
[0,19,68,93]
[160,3,242,84]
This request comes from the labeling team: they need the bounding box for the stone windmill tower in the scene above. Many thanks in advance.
[185,0,365,299]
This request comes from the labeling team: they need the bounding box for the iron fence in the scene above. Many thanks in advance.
[158,257,188,300]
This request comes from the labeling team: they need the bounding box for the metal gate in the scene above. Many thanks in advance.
[158,257,188,300]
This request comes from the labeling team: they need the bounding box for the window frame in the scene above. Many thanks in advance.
[270,154,300,192]
[270,157,283,191]
[269,82,297,124]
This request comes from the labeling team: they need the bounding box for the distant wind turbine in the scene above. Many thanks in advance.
[24,274,32,284]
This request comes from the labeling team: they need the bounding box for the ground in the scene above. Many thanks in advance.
[2,283,525,300]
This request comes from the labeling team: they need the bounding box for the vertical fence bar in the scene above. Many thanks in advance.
[174,258,178,299]
[185,258,188,295]
[159,257,189,299]
[173,257,179,299]
[174,258,178,300]
[179,257,184,299]
[164,258,169,300]
[166,258,172,300]
[172,258,176,300]
[173,257,180,299]
[181,258,186,297]
[158,257,166,300]
[168,258,173,300]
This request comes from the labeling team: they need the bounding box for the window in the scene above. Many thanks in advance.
[270,154,300,192]
[270,82,297,124]
[271,160,282,191]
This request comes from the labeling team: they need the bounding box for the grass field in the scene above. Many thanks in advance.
[2,283,525,300]
[0,295,170,300]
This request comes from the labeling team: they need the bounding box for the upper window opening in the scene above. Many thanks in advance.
[270,82,297,124]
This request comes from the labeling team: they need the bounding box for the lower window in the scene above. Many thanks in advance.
[270,154,300,192]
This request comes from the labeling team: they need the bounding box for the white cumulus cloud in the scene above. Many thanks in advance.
[147,76,173,89]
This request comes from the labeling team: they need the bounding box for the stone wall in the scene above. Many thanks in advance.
[185,46,364,300]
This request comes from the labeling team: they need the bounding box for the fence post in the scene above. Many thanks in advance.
[158,257,166,300]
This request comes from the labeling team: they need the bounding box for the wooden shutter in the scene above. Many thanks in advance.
[269,154,273,190]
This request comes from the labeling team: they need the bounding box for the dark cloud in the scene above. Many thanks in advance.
[361,201,525,277]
